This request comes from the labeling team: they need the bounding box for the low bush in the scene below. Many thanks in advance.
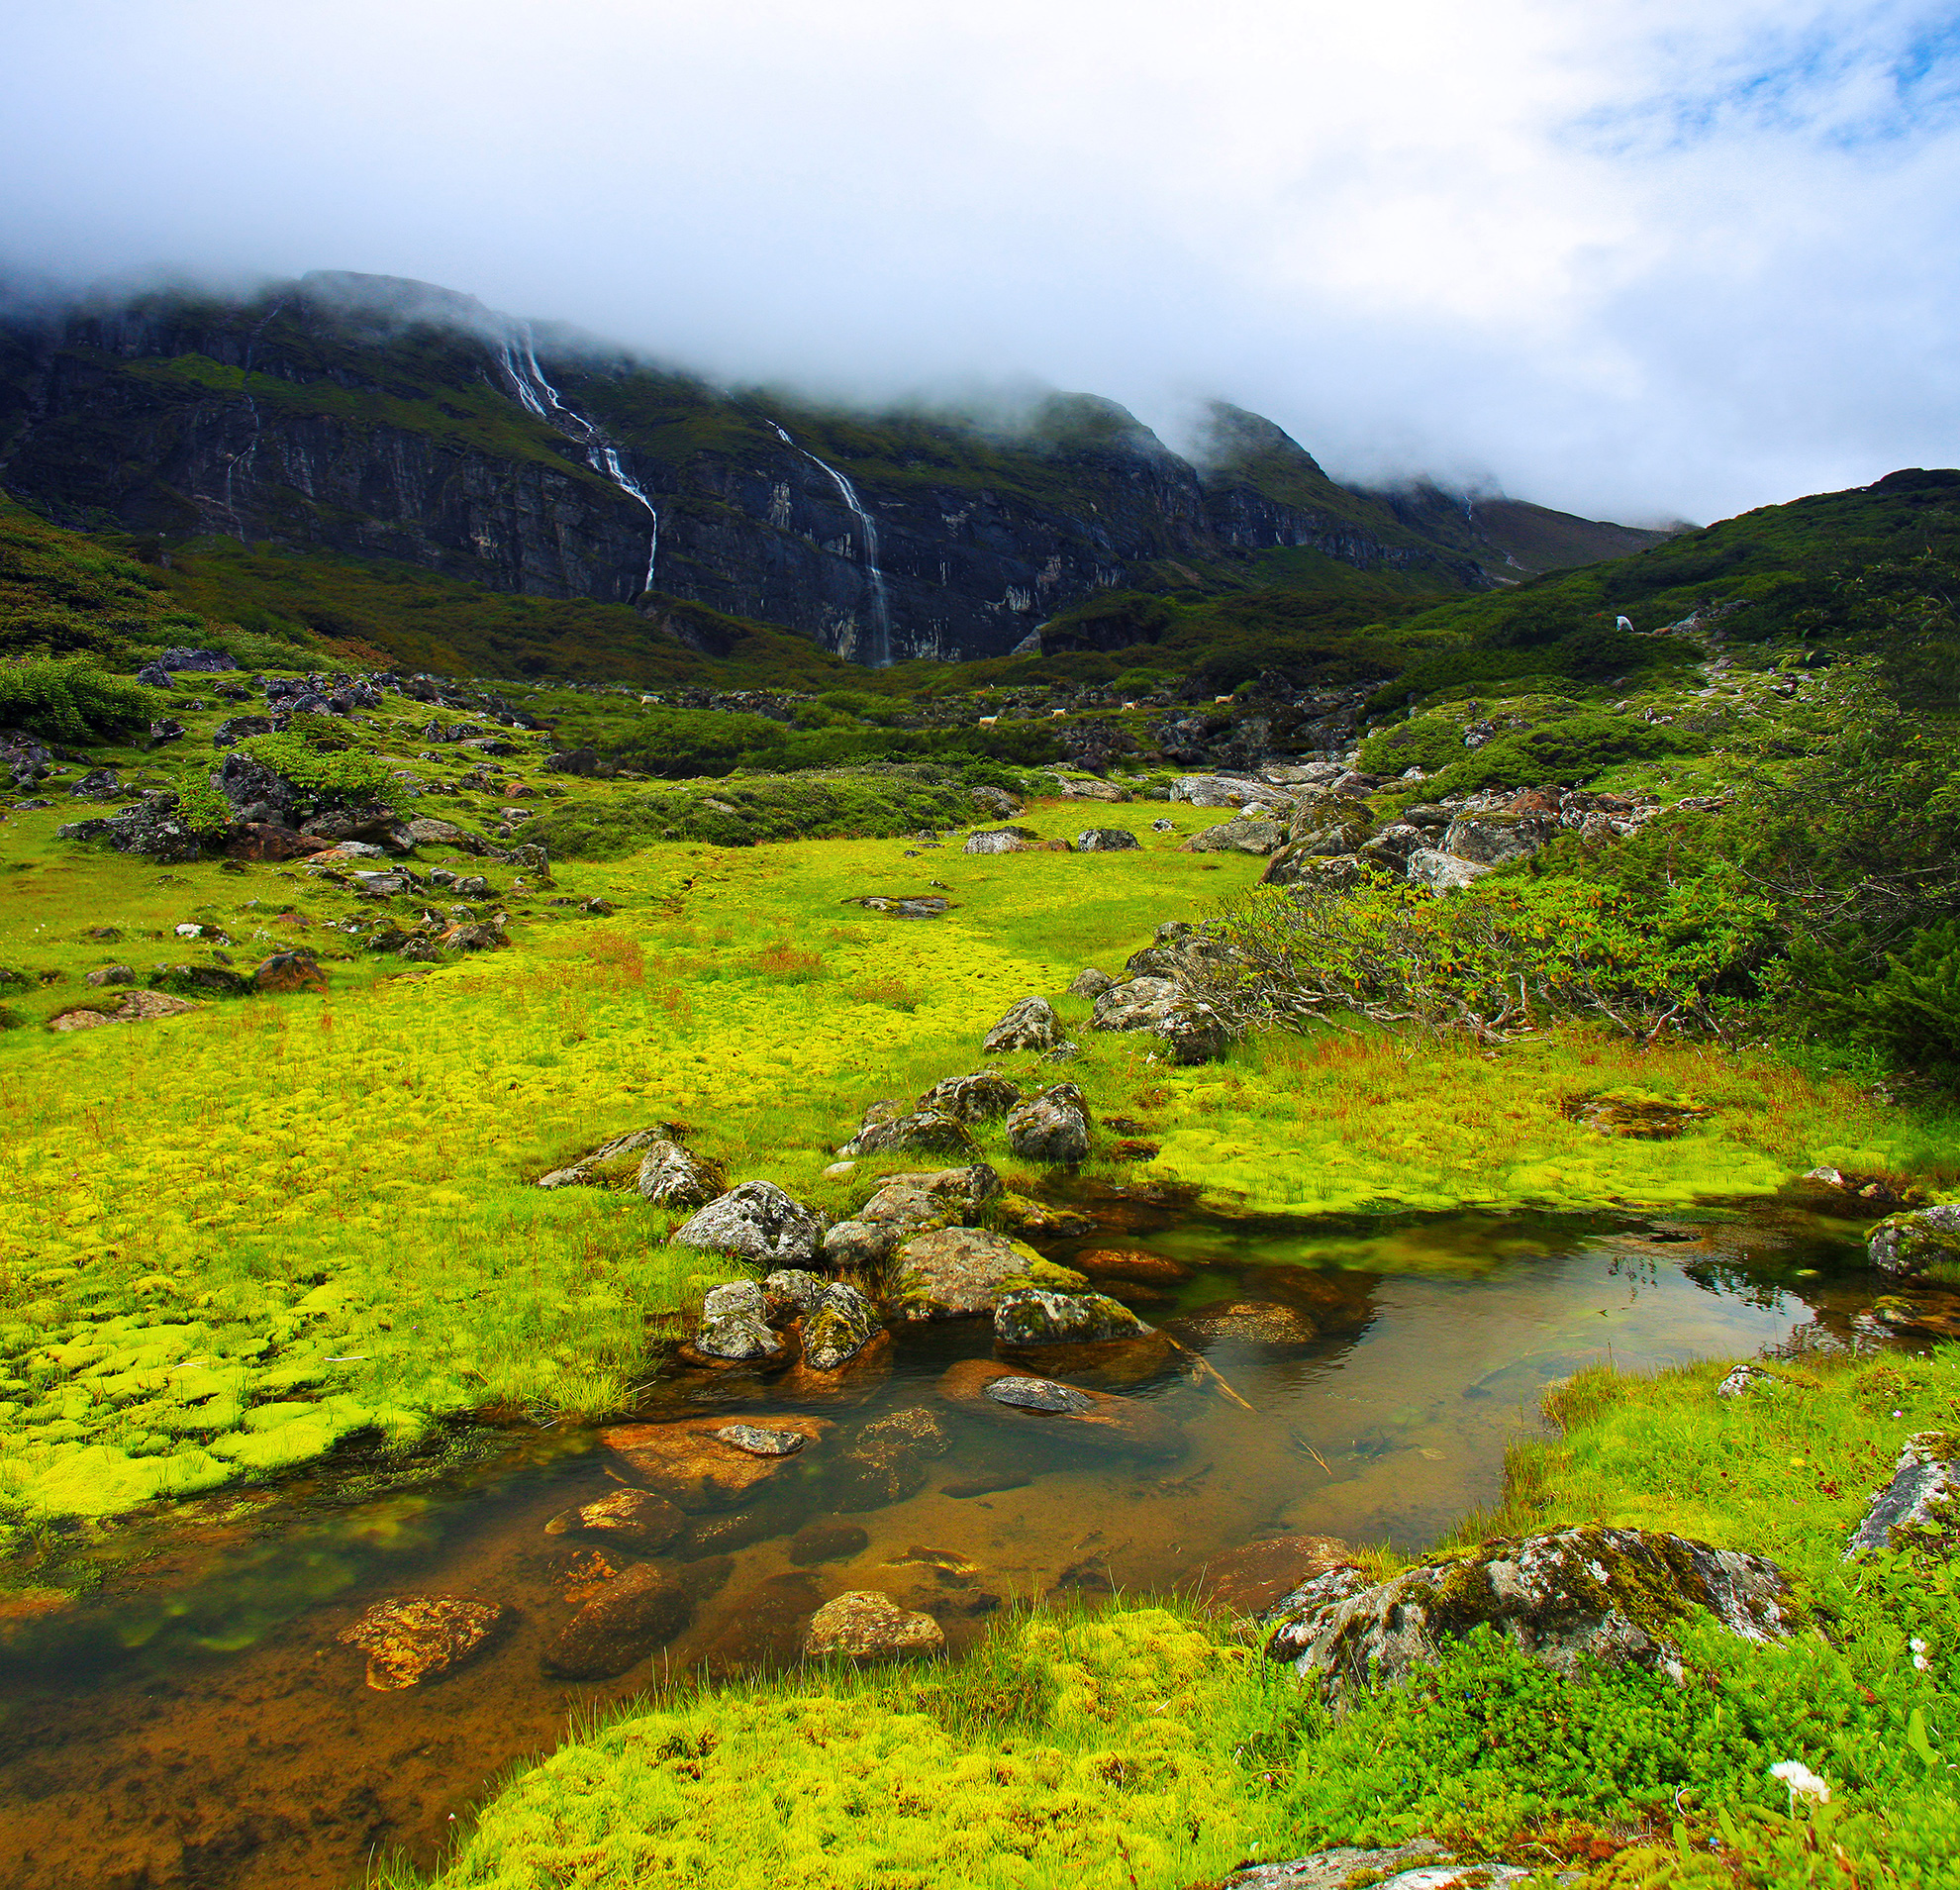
[232,732,405,809]
[0,655,159,740]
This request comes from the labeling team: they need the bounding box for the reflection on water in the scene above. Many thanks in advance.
[0,1200,1887,1890]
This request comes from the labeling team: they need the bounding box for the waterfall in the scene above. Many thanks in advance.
[498,327,659,596]
[223,299,288,536]
[768,422,892,666]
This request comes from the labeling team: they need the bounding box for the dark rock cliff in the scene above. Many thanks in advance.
[0,273,1646,665]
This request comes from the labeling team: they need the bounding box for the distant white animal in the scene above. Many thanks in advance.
[1616,615,1634,633]
[1215,694,1233,704]
[977,716,998,727]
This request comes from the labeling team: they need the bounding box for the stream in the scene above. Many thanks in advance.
[0,1196,1902,1890]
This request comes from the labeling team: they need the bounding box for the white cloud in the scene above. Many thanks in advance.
[2,0,1956,524]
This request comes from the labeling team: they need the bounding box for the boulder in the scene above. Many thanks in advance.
[337,1596,505,1691]
[969,785,1023,820]
[681,1279,788,1369]
[1441,815,1551,868]
[213,749,301,825]
[637,1140,728,1210]
[918,1070,1022,1122]
[540,1563,691,1679]
[1269,1526,1802,1708]
[981,994,1064,1053]
[963,829,1034,854]
[1005,1086,1092,1163]
[1169,775,1293,811]
[253,950,329,996]
[830,1406,951,1510]
[888,1227,1049,1321]
[84,965,135,988]
[994,1288,1156,1348]
[602,1414,832,1510]
[1075,828,1140,851]
[1844,1433,1959,1559]
[545,1488,686,1550]
[1869,1205,1960,1277]
[1179,1534,1360,1617]
[1176,1300,1323,1348]
[440,920,508,951]
[789,1520,870,1566]
[937,1358,1184,1457]
[841,1107,977,1161]
[672,1180,826,1266]
[1068,968,1114,999]
[57,799,204,863]
[1186,817,1286,855]
[802,1591,945,1662]
[226,823,331,861]
[1072,1248,1192,1287]
[211,715,276,747]
[1263,849,1372,892]
[822,1164,1003,1267]
[800,1281,886,1370]
[115,989,198,1022]
[761,1269,828,1320]
[1092,976,1182,1032]
[1407,847,1493,893]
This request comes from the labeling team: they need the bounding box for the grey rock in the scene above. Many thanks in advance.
[1440,815,1550,868]
[841,1107,977,1161]
[1092,975,1182,1032]
[712,1424,808,1457]
[1870,1205,1960,1277]
[1005,1086,1092,1163]
[1068,968,1115,998]
[981,994,1063,1053]
[1715,1363,1780,1398]
[890,1226,1044,1321]
[1187,816,1286,855]
[994,1289,1155,1347]
[761,1269,828,1319]
[1844,1434,1960,1559]
[1169,774,1294,810]
[85,964,135,987]
[1075,827,1140,851]
[637,1140,728,1209]
[1271,1526,1800,1707]
[963,829,1034,854]
[1217,1846,1521,1890]
[802,1590,944,1660]
[672,1181,826,1266]
[985,1376,1095,1413]
[1408,846,1494,893]
[969,785,1023,819]
[802,1282,885,1371]
[918,1070,1022,1122]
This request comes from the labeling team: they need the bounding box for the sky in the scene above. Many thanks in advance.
[4,0,1958,527]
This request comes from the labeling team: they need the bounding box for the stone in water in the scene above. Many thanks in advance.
[984,1376,1094,1414]
[714,1424,808,1457]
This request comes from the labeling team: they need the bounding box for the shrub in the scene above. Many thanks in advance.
[233,732,404,809]
[1414,712,1704,801]
[0,656,159,740]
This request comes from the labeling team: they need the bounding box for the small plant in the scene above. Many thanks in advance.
[0,655,159,740]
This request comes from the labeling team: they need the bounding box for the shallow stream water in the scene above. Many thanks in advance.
[0,1197,1900,1890]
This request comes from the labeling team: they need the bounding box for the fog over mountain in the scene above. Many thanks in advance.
[5,0,1958,527]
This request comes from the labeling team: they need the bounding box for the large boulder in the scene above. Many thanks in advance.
[1844,1433,1959,1558]
[213,749,302,825]
[1269,1526,1802,1708]
[602,1414,832,1510]
[637,1140,728,1210]
[841,1107,977,1161]
[338,1596,505,1691]
[1185,816,1287,855]
[1441,814,1553,868]
[981,994,1064,1053]
[57,797,205,863]
[919,1070,1022,1122]
[1075,827,1140,851]
[1869,1205,1960,1278]
[888,1227,1049,1321]
[1407,847,1493,893]
[995,1288,1156,1348]
[1068,967,1114,999]
[1005,1084,1092,1163]
[671,1181,825,1266]
[801,1281,887,1371]
[964,828,1035,854]
[540,1563,691,1679]
[681,1280,788,1368]
[822,1163,1002,1267]
[1170,775,1294,811]
[802,1591,945,1662]
[937,1358,1184,1457]
[1092,976,1182,1032]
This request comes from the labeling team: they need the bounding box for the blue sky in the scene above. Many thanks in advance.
[3,0,1956,526]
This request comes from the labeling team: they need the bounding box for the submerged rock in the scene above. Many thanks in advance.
[1176,1300,1323,1348]
[981,994,1064,1053]
[602,1415,832,1510]
[938,1358,1184,1457]
[802,1590,945,1662]
[671,1181,826,1266]
[830,1406,950,1511]
[1269,1526,1801,1707]
[1844,1433,1960,1559]
[789,1520,870,1566]
[1179,1534,1361,1617]
[1072,1248,1191,1287]
[1869,1205,1960,1278]
[544,1488,686,1550]
[540,1563,690,1679]
[338,1595,505,1691]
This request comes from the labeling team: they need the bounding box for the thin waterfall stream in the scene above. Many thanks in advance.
[768,421,893,664]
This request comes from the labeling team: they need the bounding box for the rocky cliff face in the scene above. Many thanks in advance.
[0,272,1650,665]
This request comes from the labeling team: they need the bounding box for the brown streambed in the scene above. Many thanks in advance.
[0,1196,1899,1890]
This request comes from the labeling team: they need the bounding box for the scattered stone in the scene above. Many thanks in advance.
[1072,1248,1191,1287]
[985,1376,1093,1413]
[84,965,135,987]
[540,1563,691,1679]
[994,1194,1098,1238]
[713,1424,808,1457]
[800,1281,886,1371]
[962,828,1036,854]
[1185,816,1287,855]
[1075,828,1140,851]
[1870,1205,1960,1278]
[1844,1434,1959,1559]
[253,950,329,996]
[682,1279,789,1369]
[822,1164,1001,1268]
[802,1591,945,1662]
[338,1596,505,1691]
[115,989,199,1022]
[1176,1300,1323,1348]
[1441,814,1552,868]
[545,1488,686,1550]
[969,785,1023,819]
[1214,1844,1520,1890]
[981,993,1064,1053]
[841,1107,977,1161]
[637,1140,728,1210]
[1270,1526,1802,1707]
[848,895,950,918]
[918,1070,1022,1122]
[938,1358,1184,1456]
[602,1414,832,1510]
[439,920,508,951]
[789,1520,870,1566]
[1068,968,1114,998]
[48,1007,115,1033]
[1092,975,1182,1032]
[672,1180,826,1266]
[1715,1363,1783,1399]
[830,1406,951,1510]
[995,1288,1157,1348]
[761,1269,828,1319]
[1005,1084,1092,1163]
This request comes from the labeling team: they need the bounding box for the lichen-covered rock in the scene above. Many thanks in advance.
[602,1414,832,1510]
[802,1590,945,1661]
[981,994,1065,1054]
[541,1563,690,1679]
[1407,846,1494,893]
[937,1358,1185,1457]
[995,1288,1156,1348]
[545,1488,686,1550]
[1844,1433,1959,1558]
[1072,1248,1192,1286]
[1092,976,1182,1032]
[1270,1526,1800,1706]
[253,950,328,996]
[963,828,1035,854]
[1185,816,1286,854]
[823,1163,1003,1267]
[637,1140,728,1209]
[1217,1844,1522,1890]
[1075,828,1140,851]
[672,1180,825,1266]
[1005,1086,1091,1163]
[801,1281,885,1371]
[1441,814,1552,867]
[1869,1205,1960,1278]
[338,1595,505,1691]
[1068,967,1114,998]
[829,1405,952,1510]
[680,1279,785,1368]
[889,1227,1048,1321]
[841,1107,978,1161]
[918,1070,1022,1122]
[761,1269,828,1319]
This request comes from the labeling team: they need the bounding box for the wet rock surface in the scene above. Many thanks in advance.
[1176,1300,1324,1348]
[889,1226,1047,1321]
[995,1287,1157,1349]
[1178,1533,1360,1616]
[830,1406,951,1510]
[540,1562,690,1679]
[337,1596,505,1692]
[545,1488,687,1550]
[1271,1526,1801,1705]
[938,1357,1184,1456]
[802,1590,946,1661]
[602,1415,832,1510]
